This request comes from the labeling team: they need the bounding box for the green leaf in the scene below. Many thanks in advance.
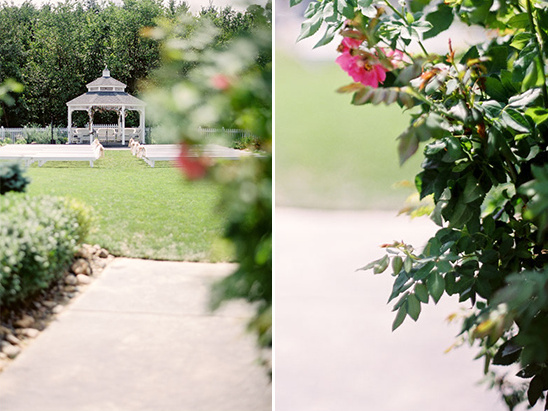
[406,293,421,321]
[414,282,429,303]
[373,254,390,274]
[397,126,419,166]
[527,375,544,407]
[414,261,436,281]
[423,3,453,40]
[446,199,472,228]
[502,109,531,133]
[336,0,356,19]
[357,255,387,272]
[314,23,342,48]
[493,339,522,366]
[483,77,507,101]
[392,255,403,275]
[463,174,483,204]
[289,0,303,6]
[525,107,548,125]
[508,88,541,108]
[507,13,530,29]
[388,272,412,303]
[481,100,504,119]
[392,304,407,331]
[357,0,376,17]
[427,272,445,303]
[522,59,544,91]
[297,14,323,42]
[510,32,534,50]
[404,255,413,273]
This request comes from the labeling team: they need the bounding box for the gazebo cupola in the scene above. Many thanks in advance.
[86,68,126,92]
[66,67,146,145]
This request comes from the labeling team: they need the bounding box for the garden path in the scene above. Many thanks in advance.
[276,208,537,411]
[0,259,271,411]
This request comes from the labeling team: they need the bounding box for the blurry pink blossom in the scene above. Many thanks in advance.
[176,143,211,180]
[210,74,232,90]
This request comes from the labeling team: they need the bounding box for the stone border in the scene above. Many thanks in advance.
[0,244,115,372]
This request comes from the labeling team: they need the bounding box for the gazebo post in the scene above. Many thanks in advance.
[121,106,126,145]
[117,109,122,144]
[67,108,72,144]
[140,108,145,144]
[88,109,94,145]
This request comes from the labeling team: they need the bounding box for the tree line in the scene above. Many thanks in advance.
[0,0,264,127]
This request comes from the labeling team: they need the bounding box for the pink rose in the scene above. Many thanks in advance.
[336,38,403,88]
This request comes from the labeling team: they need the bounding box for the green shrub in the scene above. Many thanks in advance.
[24,127,51,144]
[63,197,95,242]
[0,194,91,306]
[0,161,31,195]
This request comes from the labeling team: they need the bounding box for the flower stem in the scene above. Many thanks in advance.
[526,0,548,107]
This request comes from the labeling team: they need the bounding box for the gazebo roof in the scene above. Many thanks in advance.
[67,91,145,107]
[66,67,145,108]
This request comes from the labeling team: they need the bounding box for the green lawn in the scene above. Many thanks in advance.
[275,51,422,210]
[25,150,232,262]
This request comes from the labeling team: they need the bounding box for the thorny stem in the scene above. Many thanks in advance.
[526,0,548,107]
[383,0,429,57]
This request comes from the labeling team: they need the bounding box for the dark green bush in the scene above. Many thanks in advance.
[0,162,30,195]
[0,194,91,306]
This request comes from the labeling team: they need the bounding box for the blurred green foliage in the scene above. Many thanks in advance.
[0,162,31,195]
[145,2,272,348]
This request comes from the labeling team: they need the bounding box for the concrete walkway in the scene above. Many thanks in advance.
[275,208,537,411]
[0,259,271,411]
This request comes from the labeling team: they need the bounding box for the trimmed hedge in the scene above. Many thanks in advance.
[0,194,92,306]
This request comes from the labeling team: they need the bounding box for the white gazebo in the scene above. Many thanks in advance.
[66,67,145,145]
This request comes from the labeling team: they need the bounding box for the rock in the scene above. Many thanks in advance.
[15,315,34,329]
[42,300,57,309]
[64,285,77,293]
[5,334,21,346]
[64,275,78,286]
[76,274,91,285]
[71,259,91,276]
[1,342,21,359]
[98,248,109,258]
[0,326,12,336]
[75,246,93,260]
[52,305,64,314]
[20,328,39,339]
[0,352,7,360]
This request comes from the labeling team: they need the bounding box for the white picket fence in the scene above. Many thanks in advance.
[0,125,253,144]
[198,127,253,139]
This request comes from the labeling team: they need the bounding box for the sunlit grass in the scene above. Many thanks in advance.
[275,51,422,210]
[26,150,233,261]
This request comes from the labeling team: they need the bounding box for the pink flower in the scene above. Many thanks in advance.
[340,36,363,51]
[210,74,232,91]
[336,49,387,87]
[176,143,211,180]
[336,37,404,88]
